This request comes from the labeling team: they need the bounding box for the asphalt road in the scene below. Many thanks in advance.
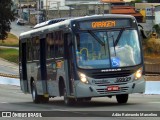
[0,84,160,120]
[10,21,33,37]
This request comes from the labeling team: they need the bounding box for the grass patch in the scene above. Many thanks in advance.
[0,48,18,64]
[0,33,19,47]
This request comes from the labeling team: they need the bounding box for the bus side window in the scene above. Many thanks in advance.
[26,38,32,61]
[54,31,64,58]
[46,33,55,58]
[58,31,64,57]
[32,36,40,60]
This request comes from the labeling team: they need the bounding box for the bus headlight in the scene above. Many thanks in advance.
[134,68,142,80]
[78,72,88,84]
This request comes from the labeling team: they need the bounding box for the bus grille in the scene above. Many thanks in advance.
[87,70,132,79]
[94,82,127,86]
[96,87,129,95]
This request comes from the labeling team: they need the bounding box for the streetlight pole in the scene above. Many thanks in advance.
[27,0,30,23]
[39,0,40,11]
[46,0,48,20]
[36,0,41,24]
[19,0,22,18]
[151,5,154,30]
[69,6,71,17]
[57,2,60,18]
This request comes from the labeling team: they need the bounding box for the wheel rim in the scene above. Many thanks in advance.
[64,89,68,104]
[32,84,36,101]
[64,88,71,105]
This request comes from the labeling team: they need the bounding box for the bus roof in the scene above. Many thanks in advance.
[33,18,69,29]
[19,14,135,39]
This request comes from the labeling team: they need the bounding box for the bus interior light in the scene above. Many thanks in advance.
[134,68,142,80]
[78,72,88,84]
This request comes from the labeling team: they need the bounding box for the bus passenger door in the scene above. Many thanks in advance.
[64,33,74,95]
[19,41,29,93]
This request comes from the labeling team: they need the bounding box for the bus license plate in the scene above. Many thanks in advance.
[107,86,120,91]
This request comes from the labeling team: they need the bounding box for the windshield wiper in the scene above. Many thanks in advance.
[114,28,125,47]
[88,30,105,46]
[110,35,116,56]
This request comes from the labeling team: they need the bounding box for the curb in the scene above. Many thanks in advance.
[0,73,19,79]
[0,57,18,67]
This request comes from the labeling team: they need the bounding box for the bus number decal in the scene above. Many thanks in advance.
[116,77,131,83]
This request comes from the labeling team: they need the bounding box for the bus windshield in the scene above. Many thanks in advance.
[75,29,141,69]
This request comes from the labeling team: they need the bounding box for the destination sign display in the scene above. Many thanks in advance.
[79,19,131,30]
[92,21,116,28]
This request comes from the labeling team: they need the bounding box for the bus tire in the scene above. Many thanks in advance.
[64,88,75,106]
[77,97,92,102]
[84,97,92,101]
[31,81,41,103]
[41,96,49,103]
[116,94,128,104]
[31,81,49,104]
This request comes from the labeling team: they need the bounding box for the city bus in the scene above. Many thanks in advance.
[19,14,145,105]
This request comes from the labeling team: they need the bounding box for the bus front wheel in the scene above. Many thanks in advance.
[64,88,75,105]
[77,97,92,102]
[116,94,128,104]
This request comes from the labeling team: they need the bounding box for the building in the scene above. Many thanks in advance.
[135,3,160,30]
[135,3,160,31]
[111,6,143,22]
[14,0,149,24]
[155,5,160,24]
[42,0,66,10]
[13,0,109,24]
[135,3,160,19]
[14,0,36,7]
[101,0,143,23]
[42,0,110,20]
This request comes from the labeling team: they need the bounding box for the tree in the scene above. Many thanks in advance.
[133,0,142,3]
[153,24,160,34]
[0,0,15,40]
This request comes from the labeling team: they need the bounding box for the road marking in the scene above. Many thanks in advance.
[0,102,8,104]
[51,108,69,111]
[50,109,89,116]
[71,111,88,115]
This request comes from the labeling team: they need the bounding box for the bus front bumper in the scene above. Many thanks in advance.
[74,79,145,98]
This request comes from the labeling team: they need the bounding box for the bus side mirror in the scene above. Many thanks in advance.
[138,24,148,39]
